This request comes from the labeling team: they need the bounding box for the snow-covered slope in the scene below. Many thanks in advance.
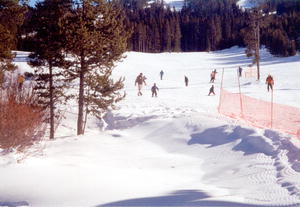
[164,0,267,10]
[163,0,184,10]
[1,47,300,207]
[237,0,266,9]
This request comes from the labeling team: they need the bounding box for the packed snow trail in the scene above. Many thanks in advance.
[1,47,300,207]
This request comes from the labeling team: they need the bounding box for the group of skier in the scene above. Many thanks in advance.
[135,72,159,97]
[134,69,215,97]
[208,69,218,96]
[134,66,274,97]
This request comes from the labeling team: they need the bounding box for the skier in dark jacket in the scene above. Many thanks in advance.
[238,66,243,77]
[151,83,159,97]
[184,76,189,87]
[208,85,215,96]
[210,69,217,83]
[160,70,164,80]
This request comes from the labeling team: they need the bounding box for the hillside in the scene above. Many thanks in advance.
[0,47,300,207]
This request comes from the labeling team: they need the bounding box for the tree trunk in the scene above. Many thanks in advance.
[77,54,85,135]
[49,61,54,139]
[256,20,260,80]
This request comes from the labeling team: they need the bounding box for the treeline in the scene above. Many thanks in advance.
[116,0,300,56]
[261,0,300,56]
[2,0,300,56]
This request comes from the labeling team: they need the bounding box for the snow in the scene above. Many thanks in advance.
[237,0,255,9]
[237,0,266,9]
[1,46,300,207]
[162,0,262,11]
[163,0,184,10]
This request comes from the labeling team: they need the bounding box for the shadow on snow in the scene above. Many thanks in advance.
[188,126,275,156]
[97,190,279,207]
[188,125,300,173]
[0,201,29,207]
[102,111,158,130]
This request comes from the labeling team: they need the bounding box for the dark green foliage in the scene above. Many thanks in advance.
[13,0,300,56]
[263,28,296,57]
[125,3,182,52]
[85,71,125,120]
[119,0,300,55]
[0,0,27,50]
[262,0,300,55]
[0,0,25,85]
[184,0,238,15]
[123,0,245,52]
[180,0,245,51]
[29,0,72,139]
[0,24,14,60]
[62,0,129,135]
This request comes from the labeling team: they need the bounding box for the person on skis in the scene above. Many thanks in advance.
[265,74,274,92]
[210,69,217,83]
[208,85,215,96]
[184,76,189,87]
[160,70,164,80]
[151,83,159,97]
[135,73,147,96]
[238,66,243,77]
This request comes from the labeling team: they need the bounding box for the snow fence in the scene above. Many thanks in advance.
[218,89,300,139]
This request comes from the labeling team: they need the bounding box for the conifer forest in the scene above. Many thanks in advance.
[2,0,300,57]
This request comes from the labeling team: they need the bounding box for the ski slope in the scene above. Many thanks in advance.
[1,47,300,207]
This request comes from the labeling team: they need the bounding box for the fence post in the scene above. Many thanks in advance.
[271,88,274,128]
[218,68,225,113]
[237,72,244,118]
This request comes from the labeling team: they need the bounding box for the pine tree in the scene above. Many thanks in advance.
[162,19,171,52]
[29,0,72,139]
[0,0,27,50]
[0,0,26,85]
[62,0,129,135]
[172,14,181,52]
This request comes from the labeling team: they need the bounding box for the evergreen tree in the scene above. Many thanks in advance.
[62,0,129,135]
[162,19,171,51]
[0,0,26,85]
[29,0,72,139]
[0,0,27,50]
[172,13,181,52]
[0,24,16,85]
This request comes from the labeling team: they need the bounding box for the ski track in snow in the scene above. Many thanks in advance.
[1,47,300,207]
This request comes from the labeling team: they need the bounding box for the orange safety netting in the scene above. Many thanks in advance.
[218,89,300,139]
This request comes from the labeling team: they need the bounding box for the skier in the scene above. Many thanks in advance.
[238,66,243,77]
[151,83,159,97]
[135,73,147,96]
[184,76,189,87]
[265,74,274,92]
[160,70,164,80]
[210,69,217,83]
[17,73,25,90]
[208,85,215,96]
